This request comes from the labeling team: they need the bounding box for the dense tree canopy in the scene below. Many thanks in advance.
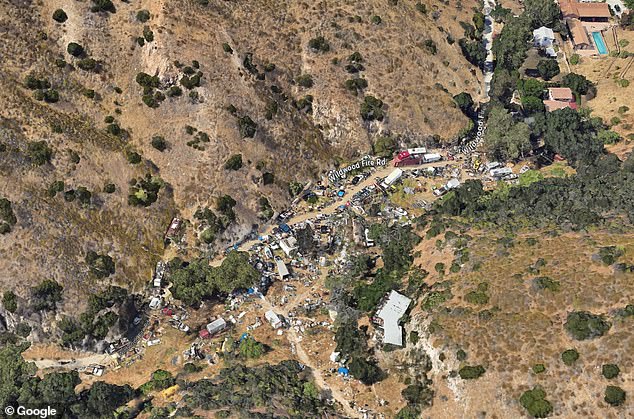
[483,107,531,161]
[170,251,259,306]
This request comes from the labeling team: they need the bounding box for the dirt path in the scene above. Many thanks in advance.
[31,353,112,370]
[258,294,360,418]
[214,159,455,263]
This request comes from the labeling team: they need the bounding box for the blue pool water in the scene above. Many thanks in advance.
[592,31,608,55]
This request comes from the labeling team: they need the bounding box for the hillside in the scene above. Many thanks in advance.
[0,0,480,319]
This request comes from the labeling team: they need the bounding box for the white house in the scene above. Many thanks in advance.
[375,290,412,346]
[265,310,283,329]
[533,26,555,47]
[279,237,298,257]
[276,258,290,280]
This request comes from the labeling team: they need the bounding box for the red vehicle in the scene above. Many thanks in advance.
[199,329,211,339]
[161,307,174,316]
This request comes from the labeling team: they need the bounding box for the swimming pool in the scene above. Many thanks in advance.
[592,31,608,55]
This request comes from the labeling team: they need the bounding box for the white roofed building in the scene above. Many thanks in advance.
[533,26,555,47]
[375,290,412,346]
[276,258,290,280]
[279,237,298,257]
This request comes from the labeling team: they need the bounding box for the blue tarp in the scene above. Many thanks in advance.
[279,223,291,233]
[240,333,249,341]
[337,190,345,197]
[337,367,349,376]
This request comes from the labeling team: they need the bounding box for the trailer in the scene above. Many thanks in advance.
[422,153,442,163]
[490,167,513,178]
[380,168,403,188]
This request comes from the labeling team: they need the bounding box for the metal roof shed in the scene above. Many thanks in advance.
[376,290,412,346]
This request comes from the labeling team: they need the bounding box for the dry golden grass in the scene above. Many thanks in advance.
[411,228,634,417]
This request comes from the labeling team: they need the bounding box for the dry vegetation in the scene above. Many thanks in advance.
[410,228,634,417]
[0,0,481,319]
[573,28,634,157]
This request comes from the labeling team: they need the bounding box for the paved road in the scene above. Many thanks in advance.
[482,0,496,100]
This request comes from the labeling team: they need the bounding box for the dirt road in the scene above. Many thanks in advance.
[258,293,360,418]
[216,159,456,262]
[31,353,112,370]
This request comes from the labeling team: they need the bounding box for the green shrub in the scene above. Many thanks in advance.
[598,246,624,265]
[569,53,580,65]
[458,365,485,379]
[532,364,546,374]
[166,86,182,97]
[349,356,384,385]
[224,154,243,170]
[103,183,116,194]
[409,331,419,345]
[143,26,154,42]
[67,42,84,57]
[43,89,59,103]
[24,74,50,90]
[456,349,467,361]
[183,362,203,374]
[48,180,64,197]
[136,72,160,88]
[27,141,52,165]
[128,174,163,207]
[519,386,553,418]
[465,283,489,305]
[604,385,626,406]
[423,39,437,55]
[77,58,97,71]
[222,43,233,54]
[136,9,150,22]
[53,9,68,23]
[85,250,115,278]
[239,336,265,359]
[180,73,202,89]
[296,74,314,88]
[151,136,167,152]
[401,383,433,406]
[2,291,17,313]
[561,348,579,366]
[308,36,330,52]
[263,172,275,185]
[415,2,427,14]
[238,116,257,138]
[31,279,63,311]
[15,322,32,338]
[537,59,560,81]
[360,95,385,121]
[371,15,382,24]
[564,311,611,340]
[90,0,116,13]
[69,150,80,164]
[106,123,121,135]
[344,78,368,94]
[126,150,142,164]
[602,364,620,379]
[533,276,560,292]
